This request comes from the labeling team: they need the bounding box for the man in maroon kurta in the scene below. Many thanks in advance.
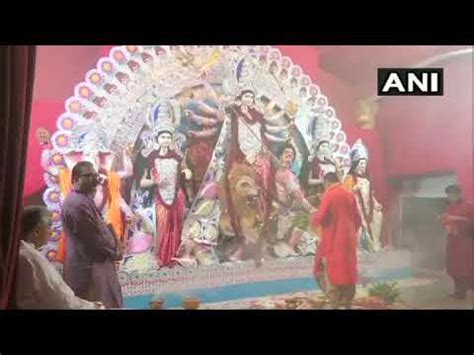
[439,185,473,300]
[311,172,362,309]
[62,161,123,309]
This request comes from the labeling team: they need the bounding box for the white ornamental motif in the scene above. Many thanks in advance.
[238,121,262,159]
[156,157,179,205]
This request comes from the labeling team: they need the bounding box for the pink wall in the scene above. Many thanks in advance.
[25,46,103,199]
[318,70,389,205]
[33,46,102,102]
[277,46,320,81]
[379,57,473,201]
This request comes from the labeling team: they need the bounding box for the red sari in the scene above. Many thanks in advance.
[443,200,473,281]
[312,183,362,286]
[147,150,186,267]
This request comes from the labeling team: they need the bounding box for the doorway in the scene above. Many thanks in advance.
[397,173,456,271]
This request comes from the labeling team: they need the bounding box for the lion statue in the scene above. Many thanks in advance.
[218,163,265,263]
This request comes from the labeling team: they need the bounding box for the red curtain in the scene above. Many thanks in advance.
[0,46,36,309]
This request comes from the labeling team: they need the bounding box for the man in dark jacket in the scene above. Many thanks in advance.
[62,161,123,309]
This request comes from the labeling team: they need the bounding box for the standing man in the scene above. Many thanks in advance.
[311,172,361,309]
[62,161,123,309]
[439,185,473,300]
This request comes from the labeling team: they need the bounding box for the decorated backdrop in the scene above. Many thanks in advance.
[38,46,382,275]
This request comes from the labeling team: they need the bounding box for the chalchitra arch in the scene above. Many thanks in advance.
[40,45,367,299]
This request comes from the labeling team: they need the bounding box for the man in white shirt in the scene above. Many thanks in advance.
[16,206,105,309]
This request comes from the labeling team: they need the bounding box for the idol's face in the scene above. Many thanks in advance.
[241,92,255,107]
[157,132,173,148]
[317,142,331,158]
[280,148,295,166]
[356,159,368,175]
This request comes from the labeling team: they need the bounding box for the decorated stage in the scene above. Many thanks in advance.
[121,249,411,309]
[35,45,397,310]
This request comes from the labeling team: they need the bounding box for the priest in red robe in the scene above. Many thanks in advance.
[311,172,362,309]
[439,185,473,300]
